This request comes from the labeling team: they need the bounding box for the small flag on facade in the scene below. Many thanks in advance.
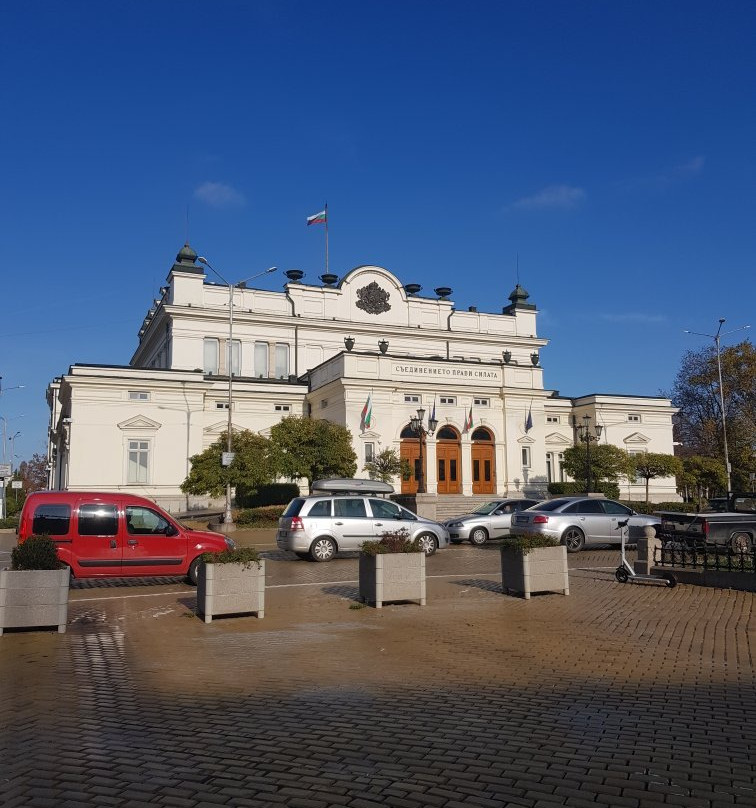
[361,392,373,431]
[430,397,436,423]
[525,404,533,433]
[463,404,473,433]
[307,208,327,226]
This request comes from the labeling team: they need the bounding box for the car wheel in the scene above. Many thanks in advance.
[615,566,629,583]
[469,527,488,546]
[416,532,437,556]
[309,537,336,562]
[730,532,752,554]
[561,527,585,553]
[187,556,202,586]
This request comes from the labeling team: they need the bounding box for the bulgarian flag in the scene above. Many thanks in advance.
[464,404,473,433]
[361,392,373,430]
[307,207,327,226]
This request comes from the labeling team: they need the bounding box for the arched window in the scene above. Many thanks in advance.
[471,427,493,442]
[437,426,459,441]
[400,424,416,439]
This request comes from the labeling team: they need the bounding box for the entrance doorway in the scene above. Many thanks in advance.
[400,425,422,495]
[471,427,495,494]
[436,425,461,495]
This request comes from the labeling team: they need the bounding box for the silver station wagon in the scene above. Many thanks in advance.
[276,479,450,561]
[445,498,540,545]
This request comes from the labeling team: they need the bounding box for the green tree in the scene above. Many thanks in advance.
[363,447,403,483]
[668,339,755,491]
[562,443,629,489]
[270,417,357,487]
[627,452,683,505]
[181,430,274,499]
[678,455,727,504]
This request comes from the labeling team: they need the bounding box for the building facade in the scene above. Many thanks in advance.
[47,244,680,511]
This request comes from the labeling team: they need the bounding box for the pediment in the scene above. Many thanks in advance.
[624,432,650,445]
[360,429,381,440]
[517,435,536,445]
[545,431,571,446]
[204,421,238,436]
[117,415,161,431]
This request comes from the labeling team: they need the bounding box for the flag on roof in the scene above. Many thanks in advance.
[307,207,327,226]
[361,392,373,430]
[525,404,533,433]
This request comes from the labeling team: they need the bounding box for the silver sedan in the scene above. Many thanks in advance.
[511,496,661,552]
[445,498,540,545]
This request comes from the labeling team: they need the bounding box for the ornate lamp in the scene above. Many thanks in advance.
[502,350,512,364]
[530,352,540,366]
[378,339,389,354]
[344,336,355,352]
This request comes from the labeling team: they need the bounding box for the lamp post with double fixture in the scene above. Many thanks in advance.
[576,415,603,493]
[197,257,277,528]
[409,407,438,494]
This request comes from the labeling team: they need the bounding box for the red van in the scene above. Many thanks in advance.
[18,491,232,585]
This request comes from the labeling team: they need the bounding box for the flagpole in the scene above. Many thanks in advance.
[325,203,329,275]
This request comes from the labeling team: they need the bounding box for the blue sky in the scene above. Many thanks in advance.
[1,0,754,465]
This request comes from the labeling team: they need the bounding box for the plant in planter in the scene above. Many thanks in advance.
[500,534,569,599]
[1,535,70,635]
[359,529,426,608]
[196,546,265,622]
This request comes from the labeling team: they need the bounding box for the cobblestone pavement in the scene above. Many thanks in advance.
[1,541,754,808]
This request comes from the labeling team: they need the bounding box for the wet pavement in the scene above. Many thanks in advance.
[0,533,754,808]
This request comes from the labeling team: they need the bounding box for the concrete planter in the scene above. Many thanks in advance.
[197,560,265,622]
[0,568,70,634]
[359,552,426,608]
[501,544,569,599]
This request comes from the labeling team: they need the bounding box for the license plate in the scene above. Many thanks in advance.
[279,530,288,538]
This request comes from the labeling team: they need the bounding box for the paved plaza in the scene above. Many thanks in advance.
[0,533,754,808]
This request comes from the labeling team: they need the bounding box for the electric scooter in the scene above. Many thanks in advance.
[614,518,676,587]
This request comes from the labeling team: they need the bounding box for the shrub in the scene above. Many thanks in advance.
[0,516,19,530]
[200,546,260,568]
[235,505,286,526]
[548,481,620,499]
[360,528,422,556]
[235,482,300,508]
[11,535,62,570]
[623,500,699,514]
[501,534,561,555]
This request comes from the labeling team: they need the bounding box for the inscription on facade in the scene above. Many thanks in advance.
[393,364,501,382]
[356,282,391,315]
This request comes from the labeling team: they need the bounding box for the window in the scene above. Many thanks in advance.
[203,338,219,374]
[404,394,420,403]
[546,452,565,483]
[333,498,367,518]
[628,413,641,422]
[473,397,489,406]
[365,442,375,462]
[320,399,328,409]
[546,415,559,424]
[274,404,291,412]
[128,391,149,401]
[32,503,71,536]
[254,341,268,377]
[307,500,332,517]
[127,440,150,484]
[215,402,230,410]
[78,504,118,536]
[440,396,456,405]
[230,339,241,376]
[369,499,403,519]
[602,500,632,516]
[521,447,531,468]
[125,506,170,535]
[275,343,290,378]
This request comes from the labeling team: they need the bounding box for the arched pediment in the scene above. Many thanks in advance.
[118,415,161,431]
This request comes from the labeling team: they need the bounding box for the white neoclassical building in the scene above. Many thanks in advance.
[46,244,679,513]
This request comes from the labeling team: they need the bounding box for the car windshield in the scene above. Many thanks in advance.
[472,501,504,515]
[527,499,571,512]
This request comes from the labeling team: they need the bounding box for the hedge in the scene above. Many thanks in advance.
[547,481,620,500]
[235,505,286,526]
[235,482,300,508]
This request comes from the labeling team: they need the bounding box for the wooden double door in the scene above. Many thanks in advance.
[400,439,462,495]
[471,441,495,495]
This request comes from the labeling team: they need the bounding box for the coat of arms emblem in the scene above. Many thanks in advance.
[356,282,391,315]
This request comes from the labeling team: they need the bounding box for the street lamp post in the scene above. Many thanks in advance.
[8,431,20,473]
[409,407,438,494]
[684,319,751,494]
[197,257,277,528]
[576,415,603,493]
